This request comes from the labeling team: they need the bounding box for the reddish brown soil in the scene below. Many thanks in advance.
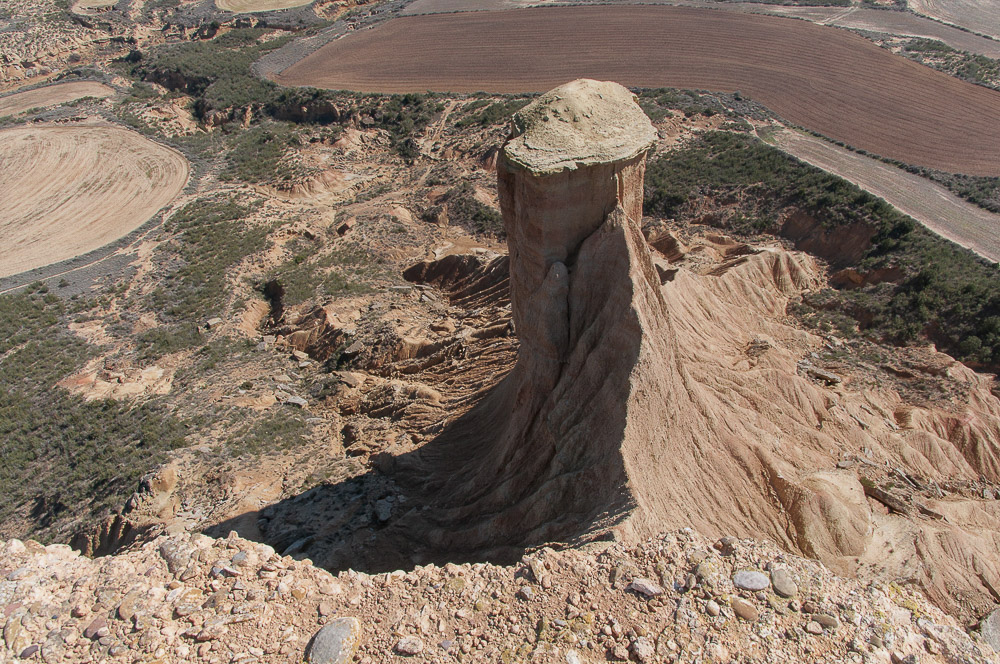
[277,5,1000,176]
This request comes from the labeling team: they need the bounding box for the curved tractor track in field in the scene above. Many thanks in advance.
[0,125,189,279]
[907,0,1000,41]
[276,5,1000,176]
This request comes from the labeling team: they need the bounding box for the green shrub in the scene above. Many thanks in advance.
[441,183,505,238]
[127,29,292,117]
[0,291,187,541]
[267,243,380,307]
[226,410,310,457]
[135,324,203,360]
[356,93,444,160]
[220,123,303,183]
[899,38,1000,91]
[145,198,270,333]
[455,97,531,128]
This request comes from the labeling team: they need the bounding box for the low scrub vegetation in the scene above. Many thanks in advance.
[267,240,381,308]
[226,409,309,457]
[355,93,444,160]
[123,29,292,119]
[442,183,505,238]
[455,97,531,128]
[146,197,270,341]
[0,288,187,542]
[901,38,1000,91]
[220,122,307,184]
[645,132,1000,370]
[638,88,767,125]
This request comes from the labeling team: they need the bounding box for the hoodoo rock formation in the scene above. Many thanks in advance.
[389,79,671,555]
[334,80,1000,625]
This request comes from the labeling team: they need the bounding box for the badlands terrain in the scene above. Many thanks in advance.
[3,0,1000,662]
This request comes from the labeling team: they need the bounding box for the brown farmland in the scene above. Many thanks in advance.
[277,6,1000,176]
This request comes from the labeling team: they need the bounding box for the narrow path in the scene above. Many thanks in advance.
[817,6,855,25]
[417,99,459,186]
[768,128,1000,263]
[0,220,163,296]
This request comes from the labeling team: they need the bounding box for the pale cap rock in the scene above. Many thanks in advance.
[503,79,657,175]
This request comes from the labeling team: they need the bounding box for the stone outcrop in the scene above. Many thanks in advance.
[5,528,993,663]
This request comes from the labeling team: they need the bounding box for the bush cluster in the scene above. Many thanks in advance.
[428,183,505,238]
[144,198,270,351]
[902,38,1000,90]
[266,240,379,308]
[454,97,531,128]
[220,123,304,184]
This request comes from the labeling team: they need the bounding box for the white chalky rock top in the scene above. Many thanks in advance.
[503,79,657,175]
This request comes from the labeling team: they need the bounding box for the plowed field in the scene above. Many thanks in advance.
[0,126,189,278]
[277,6,1000,176]
[0,82,114,117]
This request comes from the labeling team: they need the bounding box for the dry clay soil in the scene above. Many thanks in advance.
[0,125,189,279]
[277,5,1000,177]
[0,81,114,117]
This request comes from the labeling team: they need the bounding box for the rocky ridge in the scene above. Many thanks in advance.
[4,75,1000,664]
[2,528,996,663]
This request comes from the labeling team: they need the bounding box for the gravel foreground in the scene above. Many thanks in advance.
[2,529,996,663]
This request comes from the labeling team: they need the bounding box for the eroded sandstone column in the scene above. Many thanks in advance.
[497,79,657,368]
[375,79,671,565]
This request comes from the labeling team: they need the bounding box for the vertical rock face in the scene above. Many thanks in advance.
[496,79,657,379]
[386,81,870,568]
[319,82,1000,625]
